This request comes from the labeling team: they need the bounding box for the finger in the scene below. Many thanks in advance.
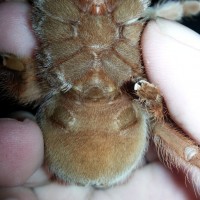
[33,163,195,200]
[109,162,195,200]
[0,187,38,200]
[25,168,50,187]
[142,19,200,143]
[0,118,44,186]
[0,1,36,57]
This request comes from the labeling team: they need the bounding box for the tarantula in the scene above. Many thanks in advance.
[1,0,200,188]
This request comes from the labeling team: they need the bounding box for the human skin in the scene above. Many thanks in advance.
[0,1,200,200]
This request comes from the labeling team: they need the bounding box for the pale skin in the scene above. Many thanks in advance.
[0,1,200,200]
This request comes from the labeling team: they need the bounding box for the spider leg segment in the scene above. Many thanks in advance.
[153,123,200,167]
[144,0,200,21]
[133,79,163,120]
[0,53,42,104]
[152,122,200,181]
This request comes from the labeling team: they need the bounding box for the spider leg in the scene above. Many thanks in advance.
[153,122,200,167]
[133,78,200,164]
[152,122,200,190]
[0,53,43,104]
[133,79,164,120]
[144,0,200,21]
[134,78,200,184]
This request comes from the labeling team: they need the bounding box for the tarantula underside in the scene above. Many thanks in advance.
[1,0,200,189]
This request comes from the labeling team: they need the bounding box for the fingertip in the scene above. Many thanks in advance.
[0,1,37,57]
[141,19,200,142]
[0,118,44,186]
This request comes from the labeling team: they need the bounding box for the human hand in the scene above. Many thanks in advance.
[0,1,200,200]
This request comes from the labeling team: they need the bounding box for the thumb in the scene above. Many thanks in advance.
[0,1,36,57]
[0,118,44,187]
[141,18,200,143]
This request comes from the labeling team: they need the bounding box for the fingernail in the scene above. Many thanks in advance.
[155,18,200,49]
[8,111,36,122]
